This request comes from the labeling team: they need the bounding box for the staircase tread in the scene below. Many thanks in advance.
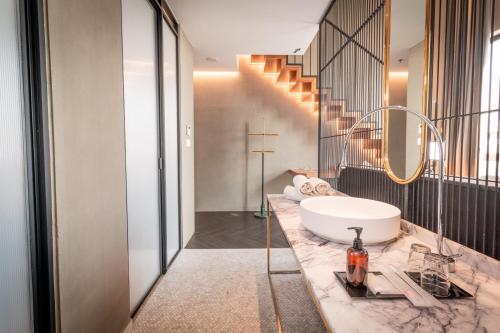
[252,54,318,111]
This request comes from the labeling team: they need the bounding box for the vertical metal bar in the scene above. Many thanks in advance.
[427,0,436,227]
[456,0,468,244]
[266,199,271,273]
[449,0,465,242]
[423,0,432,228]
[266,199,284,333]
[473,0,487,250]
[455,0,468,245]
[465,0,478,248]
[319,22,323,176]
[494,0,500,258]
[441,0,452,236]
[482,0,495,253]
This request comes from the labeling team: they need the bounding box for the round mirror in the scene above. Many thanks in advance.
[383,0,429,184]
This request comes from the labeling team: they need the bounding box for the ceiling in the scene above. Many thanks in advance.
[166,0,331,71]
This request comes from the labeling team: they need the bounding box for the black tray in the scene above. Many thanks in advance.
[405,271,474,299]
[334,271,474,300]
[334,271,405,299]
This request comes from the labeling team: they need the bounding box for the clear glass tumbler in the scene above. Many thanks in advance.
[420,253,451,297]
[407,243,431,273]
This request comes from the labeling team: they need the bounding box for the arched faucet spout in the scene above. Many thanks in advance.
[335,105,445,255]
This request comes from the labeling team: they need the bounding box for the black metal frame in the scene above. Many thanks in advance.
[19,0,55,331]
[318,0,500,259]
[318,0,386,175]
[317,11,324,171]
[414,0,500,259]
[155,0,183,274]
[318,0,404,214]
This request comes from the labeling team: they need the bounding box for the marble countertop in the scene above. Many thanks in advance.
[268,194,500,333]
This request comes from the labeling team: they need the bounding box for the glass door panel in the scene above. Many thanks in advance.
[0,0,34,331]
[122,0,161,313]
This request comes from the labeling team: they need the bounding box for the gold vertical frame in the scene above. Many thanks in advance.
[382,0,431,184]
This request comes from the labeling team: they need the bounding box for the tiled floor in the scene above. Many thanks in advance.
[186,211,289,249]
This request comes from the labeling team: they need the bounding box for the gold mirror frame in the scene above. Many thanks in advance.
[382,0,431,184]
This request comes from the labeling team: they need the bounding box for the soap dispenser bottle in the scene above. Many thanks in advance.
[346,227,368,288]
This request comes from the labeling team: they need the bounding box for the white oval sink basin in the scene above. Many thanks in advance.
[300,196,401,244]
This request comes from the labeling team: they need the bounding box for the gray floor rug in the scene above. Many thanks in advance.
[132,249,327,333]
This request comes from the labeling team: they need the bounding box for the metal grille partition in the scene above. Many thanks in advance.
[318,0,500,259]
[287,34,319,78]
[412,0,500,258]
[317,0,408,215]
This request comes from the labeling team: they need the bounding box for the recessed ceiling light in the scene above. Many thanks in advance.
[205,57,217,62]
[293,48,301,54]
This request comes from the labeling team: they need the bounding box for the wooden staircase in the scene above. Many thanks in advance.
[250,54,382,166]
[321,97,383,164]
[250,55,319,112]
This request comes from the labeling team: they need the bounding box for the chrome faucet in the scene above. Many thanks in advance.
[336,106,445,255]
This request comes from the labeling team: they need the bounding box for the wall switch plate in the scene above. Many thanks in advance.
[186,124,192,136]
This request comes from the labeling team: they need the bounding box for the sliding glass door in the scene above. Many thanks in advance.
[162,20,181,265]
[122,0,162,313]
[122,0,181,313]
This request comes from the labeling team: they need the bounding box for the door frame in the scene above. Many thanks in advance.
[156,0,183,274]
[18,0,55,331]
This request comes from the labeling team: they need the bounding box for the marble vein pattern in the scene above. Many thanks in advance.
[268,194,500,333]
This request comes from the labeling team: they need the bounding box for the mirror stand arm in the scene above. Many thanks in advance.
[336,105,445,255]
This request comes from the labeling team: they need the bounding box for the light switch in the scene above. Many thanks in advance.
[186,124,192,137]
[186,138,192,147]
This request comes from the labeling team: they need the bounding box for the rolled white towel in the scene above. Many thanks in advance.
[309,177,332,195]
[283,185,304,202]
[293,175,314,195]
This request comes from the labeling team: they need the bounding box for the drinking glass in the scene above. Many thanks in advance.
[420,253,451,297]
[407,243,431,273]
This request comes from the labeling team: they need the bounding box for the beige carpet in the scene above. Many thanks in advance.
[132,249,327,333]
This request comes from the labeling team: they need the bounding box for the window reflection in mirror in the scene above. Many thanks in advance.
[479,26,500,180]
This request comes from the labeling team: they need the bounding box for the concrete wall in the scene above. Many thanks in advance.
[194,56,318,211]
[45,0,130,332]
[179,29,195,245]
